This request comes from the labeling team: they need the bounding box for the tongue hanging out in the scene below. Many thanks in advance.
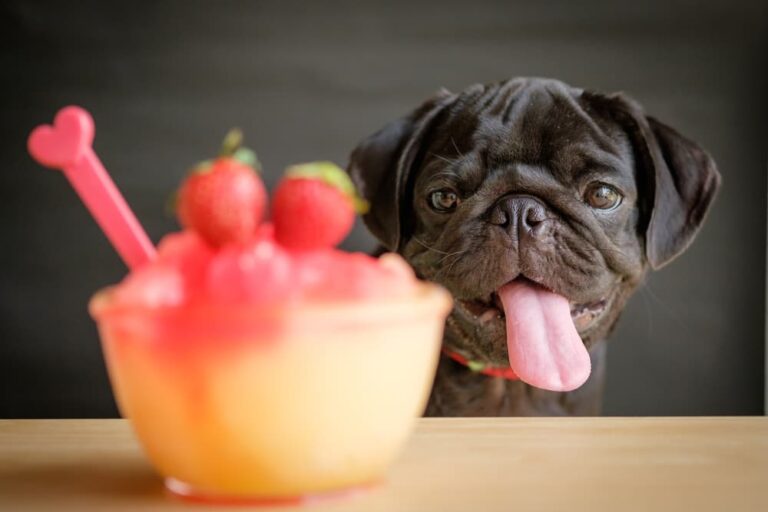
[498,280,591,392]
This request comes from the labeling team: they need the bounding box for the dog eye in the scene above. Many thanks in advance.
[429,189,460,213]
[584,183,622,210]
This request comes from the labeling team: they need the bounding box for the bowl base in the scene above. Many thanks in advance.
[165,476,379,507]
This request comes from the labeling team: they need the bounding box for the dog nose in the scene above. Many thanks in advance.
[489,195,550,237]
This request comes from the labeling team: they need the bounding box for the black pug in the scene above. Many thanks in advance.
[347,78,720,416]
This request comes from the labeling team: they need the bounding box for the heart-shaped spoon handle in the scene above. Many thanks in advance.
[28,106,156,270]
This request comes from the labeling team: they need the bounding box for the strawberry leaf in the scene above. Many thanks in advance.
[189,159,213,174]
[285,161,369,213]
[233,147,261,171]
[165,190,180,217]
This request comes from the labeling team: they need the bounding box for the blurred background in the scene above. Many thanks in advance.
[1,0,766,417]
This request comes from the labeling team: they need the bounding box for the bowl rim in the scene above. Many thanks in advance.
[90,281,453,325]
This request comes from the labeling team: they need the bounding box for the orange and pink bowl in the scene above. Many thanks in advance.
[90,279,451,503]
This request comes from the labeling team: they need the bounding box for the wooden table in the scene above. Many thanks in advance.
[1,418,766,511]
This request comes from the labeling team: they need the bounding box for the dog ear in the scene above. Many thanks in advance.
[641,116,722,268]
[586,92,721,269]
[347,89,456,250]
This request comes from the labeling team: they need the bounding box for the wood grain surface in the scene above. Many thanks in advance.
[1,418,766,511]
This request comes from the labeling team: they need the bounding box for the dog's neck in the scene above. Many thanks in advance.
[427,338,608,416]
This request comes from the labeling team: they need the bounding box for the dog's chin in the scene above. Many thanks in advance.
[448,278,620,365]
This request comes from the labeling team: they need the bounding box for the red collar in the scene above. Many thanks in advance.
[441,348,519,381]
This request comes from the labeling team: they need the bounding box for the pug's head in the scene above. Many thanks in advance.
[347,78,720,392]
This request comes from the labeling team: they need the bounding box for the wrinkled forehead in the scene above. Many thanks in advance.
[421,81,634,184]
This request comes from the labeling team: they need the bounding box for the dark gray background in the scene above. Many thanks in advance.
[1,0,765,418]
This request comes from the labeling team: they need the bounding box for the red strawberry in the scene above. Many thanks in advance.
[272,162,368,250]
[176,130,267,247]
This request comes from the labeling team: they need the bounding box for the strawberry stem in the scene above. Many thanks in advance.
[219,128,243,157]
[218,129,261,171]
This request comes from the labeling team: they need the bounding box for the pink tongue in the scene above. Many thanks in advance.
[498,280,591,392]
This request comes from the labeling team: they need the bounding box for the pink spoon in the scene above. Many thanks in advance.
[28,106,156,270]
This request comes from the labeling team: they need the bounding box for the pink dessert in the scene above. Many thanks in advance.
[28,110,451,502]
[87,149,451,502]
